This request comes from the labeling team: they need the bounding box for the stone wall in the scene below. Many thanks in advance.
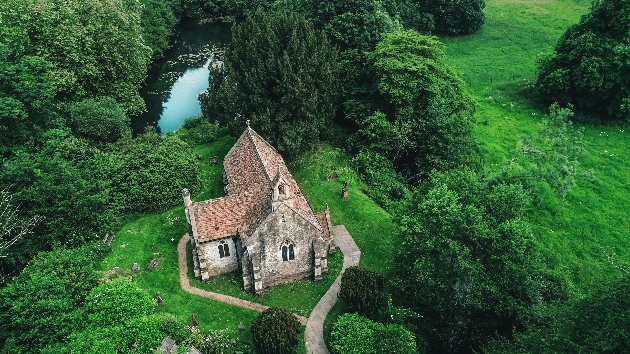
[252,203,321,288]
[199,237,239,277]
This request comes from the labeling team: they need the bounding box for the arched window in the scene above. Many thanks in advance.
[218,240,230,258]
[281,240,295,261]
[278,184,285,195]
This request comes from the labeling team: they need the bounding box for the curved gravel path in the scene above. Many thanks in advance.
[305,225,361,354]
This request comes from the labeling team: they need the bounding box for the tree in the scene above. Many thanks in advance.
[491,104,586,198]
[361,30,476,182]
[393,168,540,353]
[536,0,630,121]
[0,0,152,114]
[251,307,301,354]
[419,0,486,35]
[0,243,107,353]
[64,97,131,145]
[200,11,339,157]
[1,130,115,267]
[300,0,401,51]
[0,190,41,278]
[139,0,178,59]
[339,266,387,318]
[108,130,200,214]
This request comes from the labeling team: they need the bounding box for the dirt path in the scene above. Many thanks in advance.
[177,234,308,325]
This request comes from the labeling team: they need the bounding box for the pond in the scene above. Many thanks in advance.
[132,20,232,135]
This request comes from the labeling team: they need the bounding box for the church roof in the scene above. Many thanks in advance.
[189,125,322,243]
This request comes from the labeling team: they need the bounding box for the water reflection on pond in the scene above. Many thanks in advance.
[133,20,231,135]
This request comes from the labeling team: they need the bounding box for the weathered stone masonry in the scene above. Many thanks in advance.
[183,124,335,295]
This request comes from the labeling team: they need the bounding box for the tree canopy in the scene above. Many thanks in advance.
[200,10,339,157]
[0,0,152,114]
[536,0,630,121]
[361,30,476,183]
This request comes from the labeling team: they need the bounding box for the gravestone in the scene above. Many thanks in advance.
[210,156,219,166]
[342,181,348,199]
[156,291,164,304]
[189,313,199,332]
[132,263,140,272]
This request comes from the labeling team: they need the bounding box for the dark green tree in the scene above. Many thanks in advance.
[339,266,387,318]
[1,130,115,267]
[419,0,485,35]
[139,0,178,59]
[251,307,301,354]
[200,10,339,157]
[536,0,630,121]
[64,97,131,145]
[362,30,476,182]
[393,168,540,353]
[0,243,107,353]
[108,130,200,214]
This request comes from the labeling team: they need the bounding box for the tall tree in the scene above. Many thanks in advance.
[200,11,339,157]
[361,30,476,183]
[0,0,152,114]
[536,0,630,121]
[393,168,542,353]
[419,0,486,35]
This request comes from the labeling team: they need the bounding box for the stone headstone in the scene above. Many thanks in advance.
[189,313,199,332]
[156,291,164,304]
[210,156,219,166]
[132,263,140,272]
[157,337,177,354]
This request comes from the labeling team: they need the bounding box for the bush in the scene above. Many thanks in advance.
[339,266,387,318]
[176,115,218,145]
[65,96,131,145]
[331,313,418,354]
[251,307,301,354]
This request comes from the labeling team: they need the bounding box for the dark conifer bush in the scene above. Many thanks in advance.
[339,266,387,318]
[251,307,301,354]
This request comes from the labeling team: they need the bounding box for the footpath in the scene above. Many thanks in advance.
[176,225,361,353]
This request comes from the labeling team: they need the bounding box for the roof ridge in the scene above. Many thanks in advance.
[247,126,273,183]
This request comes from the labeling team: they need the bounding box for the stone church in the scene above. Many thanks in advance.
[182,123,334,295]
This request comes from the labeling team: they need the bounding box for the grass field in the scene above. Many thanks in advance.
[441,0,630,291]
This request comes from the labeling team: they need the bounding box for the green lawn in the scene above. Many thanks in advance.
[441,0,630,291]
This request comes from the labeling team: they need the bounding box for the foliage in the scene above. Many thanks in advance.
[84,278,155,327]
[362,30,476,182]
[0,190,41,279]
[330,313,417,354]
[0,0,152,114]
[0,243,106,353]
[184,329,239,354]
[200,10,339,157]
[300,0,401,51]
[250,307,301,354]
[339,266,387,318]
[0,51,59,155]
[491,104,586,198]
[419,0,486,35]
[354,148,409,211]
[536,0,630,121]
[1,130,115,266]
[108,130,200,214]
[174,115,219,146]
[140,0,178,58]
[64,97,131,145]
[393,167,543,353]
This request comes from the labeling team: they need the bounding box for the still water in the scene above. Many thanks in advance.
[132,21,231,135]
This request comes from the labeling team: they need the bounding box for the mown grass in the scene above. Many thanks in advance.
[440,0,630,291]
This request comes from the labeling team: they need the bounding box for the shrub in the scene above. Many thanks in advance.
[176,115,218,145]
[331,313,418,354]
[251,307,301,354]
[339,266,387,318]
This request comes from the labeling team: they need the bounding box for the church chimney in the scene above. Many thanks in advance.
[182,188,192,207]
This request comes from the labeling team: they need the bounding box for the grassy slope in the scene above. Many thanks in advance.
[441,0,630,290]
